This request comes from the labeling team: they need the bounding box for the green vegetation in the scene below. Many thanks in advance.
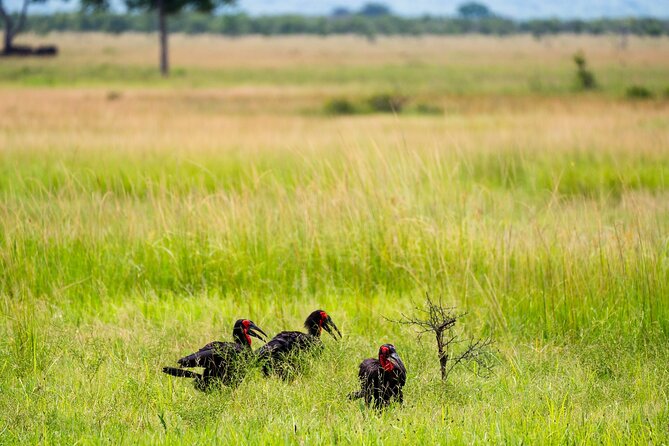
[324,95,444,115]
[324,97,358,115]
[457,2,493,20]
[574,51,597,90]
[1,35,669,443]
[2,118,669,443]
[412,102,444,115]
[367,92,407,112]
[626,84,653,99]
[16,11,669,37]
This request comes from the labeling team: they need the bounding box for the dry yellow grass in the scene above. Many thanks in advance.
[14,33,669,68]
[0,88,667,155]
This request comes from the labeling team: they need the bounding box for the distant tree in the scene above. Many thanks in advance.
[457,2,493,20]
[573,51,597,90]
[331,7,351,18]
[0,0,54,54]
[217,13,251,36]
[82,0,235,76]
[358,3,391,17]
[18,12,669,39]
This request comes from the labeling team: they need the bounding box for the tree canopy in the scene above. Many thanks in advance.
[358,3,392,17]
[457,2,493,20]
[22,12,669,38]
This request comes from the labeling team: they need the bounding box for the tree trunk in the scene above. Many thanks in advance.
[157,0,169,76]
[436,330,447,380]
[1,4,14,54]
[3,26,12,54]
[1,0,29,55]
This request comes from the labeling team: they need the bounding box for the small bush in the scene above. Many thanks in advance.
[626,85,653,99]
[106,90,122,101]
[367,93,407,113]
[413,103,444,115]
[324,98,357,115]
[573,51,597,90]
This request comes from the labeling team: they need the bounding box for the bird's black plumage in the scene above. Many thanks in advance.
[162,319,267,391]
[256,309,341,379]
[349,344,406,408]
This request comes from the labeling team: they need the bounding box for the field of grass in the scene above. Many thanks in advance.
[1,33,669,444]
[3,34,669,95]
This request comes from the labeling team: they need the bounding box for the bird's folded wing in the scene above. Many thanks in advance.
[177,341,231,367]
[257,331,306,357]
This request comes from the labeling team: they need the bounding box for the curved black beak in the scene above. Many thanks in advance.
[248,322,268,341]
[323,316,342,340]
[388,352,405,371]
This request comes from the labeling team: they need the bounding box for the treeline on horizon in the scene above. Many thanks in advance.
[18,12,669,37]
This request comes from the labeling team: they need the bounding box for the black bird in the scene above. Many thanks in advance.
[349,344,406,408]
[162,319,267,391]
[257,309,341,378]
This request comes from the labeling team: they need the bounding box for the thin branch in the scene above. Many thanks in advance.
[0,0,12,28]
[12,0,31,38]
[445,336,494,379]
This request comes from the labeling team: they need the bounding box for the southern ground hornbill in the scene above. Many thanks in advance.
[162,319,267,391]
[349,344,406,408]
[257,309,341,378]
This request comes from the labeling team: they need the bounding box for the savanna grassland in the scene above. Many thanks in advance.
[1,34,669,444]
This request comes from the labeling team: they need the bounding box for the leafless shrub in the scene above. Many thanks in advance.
[388,293,494,381]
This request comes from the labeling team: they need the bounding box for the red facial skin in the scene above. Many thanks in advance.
[318,311,327,335]
[242,319,252,346]
[379,345,394,372]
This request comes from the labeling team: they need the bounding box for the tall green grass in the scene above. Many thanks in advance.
[2,146,667,334]
[1,117,669,442]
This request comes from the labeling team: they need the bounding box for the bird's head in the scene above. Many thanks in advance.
[378,344,404,372]
[233,319,267,347]
[305,309,341,340]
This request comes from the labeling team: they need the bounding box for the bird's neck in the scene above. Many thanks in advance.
[234,331,252,348]
[306,324,321,337]
[379,356,394,372]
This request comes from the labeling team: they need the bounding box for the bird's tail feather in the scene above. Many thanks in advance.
[162,367,201,379]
